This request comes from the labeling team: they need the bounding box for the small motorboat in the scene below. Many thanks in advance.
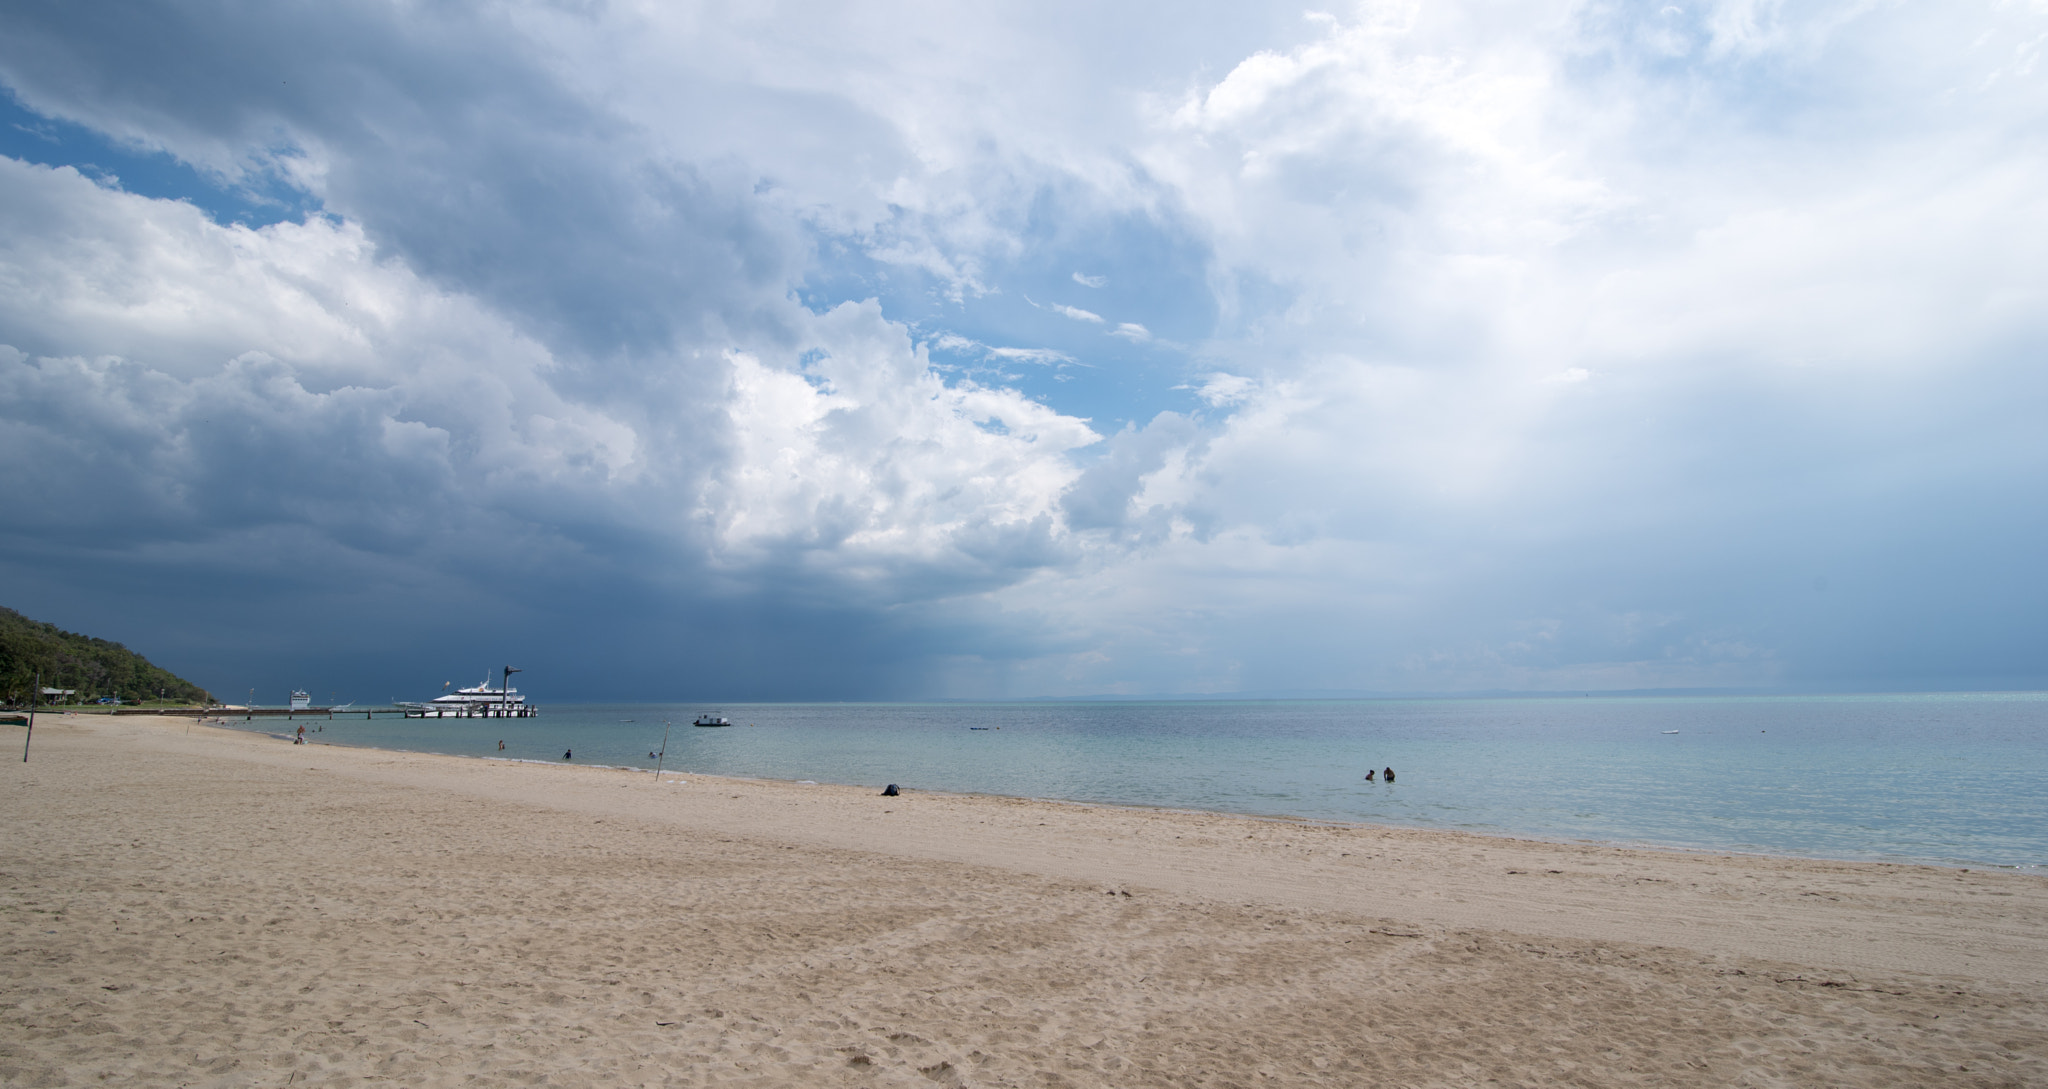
[693,714,733,727]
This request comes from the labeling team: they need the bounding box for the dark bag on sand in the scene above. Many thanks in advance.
[881,784,900,797]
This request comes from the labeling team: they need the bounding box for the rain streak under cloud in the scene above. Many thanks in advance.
[0,0,2043,701]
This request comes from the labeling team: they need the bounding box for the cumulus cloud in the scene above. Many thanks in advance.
[0,158,641,522]
[710,301,1097,596]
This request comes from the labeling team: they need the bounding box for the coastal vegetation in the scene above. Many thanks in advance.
[0,606,212,706]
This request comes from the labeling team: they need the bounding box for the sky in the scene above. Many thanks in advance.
[1,0,2043,702]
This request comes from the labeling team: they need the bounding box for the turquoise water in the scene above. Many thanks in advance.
[267,693,2048,869]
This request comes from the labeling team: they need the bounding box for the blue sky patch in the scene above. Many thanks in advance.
[0,88,317,228]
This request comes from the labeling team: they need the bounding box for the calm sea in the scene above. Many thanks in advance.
[265,693,2047,870]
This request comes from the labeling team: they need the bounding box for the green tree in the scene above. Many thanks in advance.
[0,607,212,706]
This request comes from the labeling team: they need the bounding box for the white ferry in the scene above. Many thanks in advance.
[289,690,312,710]
[403,669,537,718]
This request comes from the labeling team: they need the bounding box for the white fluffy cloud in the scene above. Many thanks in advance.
[711,302,1096,591]
[0,159,638,534]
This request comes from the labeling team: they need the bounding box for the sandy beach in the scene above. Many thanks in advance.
[3,713,2044,1087]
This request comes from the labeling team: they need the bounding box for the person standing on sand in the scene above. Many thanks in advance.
[295,724,305,745]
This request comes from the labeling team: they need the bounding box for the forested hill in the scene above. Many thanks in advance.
[1,607,212,706]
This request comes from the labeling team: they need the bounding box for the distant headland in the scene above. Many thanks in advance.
[0,606,211,707]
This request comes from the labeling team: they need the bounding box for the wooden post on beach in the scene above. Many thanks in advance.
[24,671,36,762]
[655,720,671,780]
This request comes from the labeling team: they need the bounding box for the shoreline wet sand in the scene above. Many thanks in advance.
[4,713,2045,1086]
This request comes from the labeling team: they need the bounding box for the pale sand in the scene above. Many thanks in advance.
[3,714,2044,1087]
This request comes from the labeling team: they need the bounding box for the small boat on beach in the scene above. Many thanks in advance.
[693,714,733,727]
